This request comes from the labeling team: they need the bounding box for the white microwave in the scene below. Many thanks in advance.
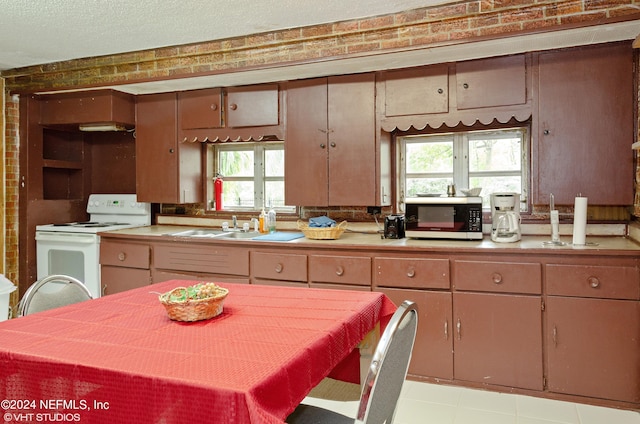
[404,196,483,240]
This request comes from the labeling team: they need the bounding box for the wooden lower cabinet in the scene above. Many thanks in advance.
[453,292,544,390]
[378,287,453,380]
[98,235,639,409]
[250,251,307,287]
[101,266,150,295]
[308,254,371,286]
[546,296,640,403]
[152,244,250,284]
[99,239,151,295]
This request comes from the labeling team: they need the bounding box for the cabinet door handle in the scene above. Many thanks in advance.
[437,88,444,94]
[406,267,415,278]
[210,103,218,111]
[552,325,558,347]
[330,142,336,148]
[462,83,469,89]
[229,103,237,110]
[275,263,283,273]
[456,318,461,340]
[117,252,126,262]
[320,143,326,149]
[336,266,344,276]
[444,320,449,340]
[588,276,600,288]
[492,273,503,284]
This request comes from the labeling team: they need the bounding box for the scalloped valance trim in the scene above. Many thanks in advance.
[181,134,282,143]
[180,127,284,143]
[380,109,532,132]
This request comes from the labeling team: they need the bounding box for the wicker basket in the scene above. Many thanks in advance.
[297,220,347,240]
[159,284,229,322]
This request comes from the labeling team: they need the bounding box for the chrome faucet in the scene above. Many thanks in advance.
[232,215,237,230]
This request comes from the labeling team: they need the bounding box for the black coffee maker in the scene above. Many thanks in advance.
[384,215,405,239]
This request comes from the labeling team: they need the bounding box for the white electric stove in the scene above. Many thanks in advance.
[35,194,151,298]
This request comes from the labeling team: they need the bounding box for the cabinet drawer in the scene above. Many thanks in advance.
[251,252,307,282]
[153,245,249,276]
[309,255,371,286]
[374,257,450,289]
[453,260,541,294]
[100,240,150,269]
[546,264,640,300]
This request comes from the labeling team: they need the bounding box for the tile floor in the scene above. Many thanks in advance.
[303,380,640,424]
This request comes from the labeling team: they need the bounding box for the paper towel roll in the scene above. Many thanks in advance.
[572,196,588,245]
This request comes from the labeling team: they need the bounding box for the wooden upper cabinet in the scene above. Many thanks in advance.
[136,92,203,204]
[535,42,633,205]
[178,84,279,130]
[178,84,283,142]
[285,74,381,206]
[226,85,279,127]
[39,89,135,127]
[178,88,222,130]
[382,64,449,116]
[455,54,526,109]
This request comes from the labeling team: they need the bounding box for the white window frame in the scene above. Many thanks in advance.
[210,142,293,213]
[398,127,529,211]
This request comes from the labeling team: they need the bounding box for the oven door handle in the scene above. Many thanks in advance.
[35,233,97,244]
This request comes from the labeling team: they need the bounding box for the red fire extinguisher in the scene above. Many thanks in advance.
[214,174,223,211]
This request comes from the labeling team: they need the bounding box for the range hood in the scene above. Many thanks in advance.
[79,123,128,132]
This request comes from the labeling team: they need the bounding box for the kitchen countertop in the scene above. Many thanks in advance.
[100,224,640,256]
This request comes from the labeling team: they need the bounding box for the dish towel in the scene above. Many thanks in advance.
[252,232,305,241]
[309,216,336,228]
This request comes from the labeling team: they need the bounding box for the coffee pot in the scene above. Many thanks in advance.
[490,192,521,243]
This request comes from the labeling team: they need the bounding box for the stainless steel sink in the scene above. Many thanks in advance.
[166,229,226,237]
[166,228,260,240]
[216,231,260,240]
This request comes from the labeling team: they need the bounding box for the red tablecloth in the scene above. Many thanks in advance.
[0,281,396,423]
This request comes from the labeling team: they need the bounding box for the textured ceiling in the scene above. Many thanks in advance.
[0,0,454,71]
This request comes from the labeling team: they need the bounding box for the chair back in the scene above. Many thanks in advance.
[18,275,93,317]
[356,300,418,424]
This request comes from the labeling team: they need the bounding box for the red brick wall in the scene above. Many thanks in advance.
[3,92,19,309]
[3,0,638,92]
[1,0,639,294]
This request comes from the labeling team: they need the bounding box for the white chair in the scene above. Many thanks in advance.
[18,275,93,317]
[287,300,418,424]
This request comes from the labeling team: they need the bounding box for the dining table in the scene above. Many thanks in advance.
[0,280,396,424]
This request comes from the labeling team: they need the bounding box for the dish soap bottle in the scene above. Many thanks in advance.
[259,208,267,233]
[267,206,277,233]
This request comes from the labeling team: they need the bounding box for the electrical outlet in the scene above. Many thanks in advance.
[367,206,382,215]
